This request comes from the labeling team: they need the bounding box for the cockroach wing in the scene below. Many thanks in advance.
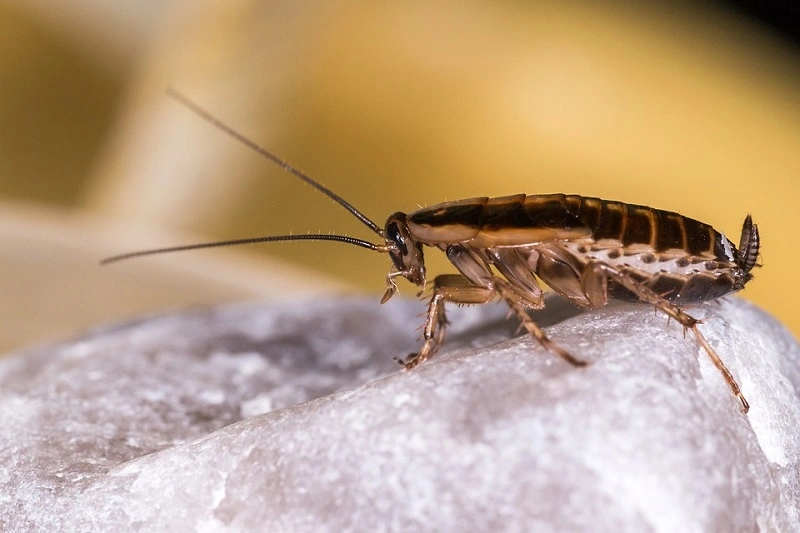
[407,194,593,248]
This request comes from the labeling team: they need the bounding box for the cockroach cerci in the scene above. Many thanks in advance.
[103,89,760,413]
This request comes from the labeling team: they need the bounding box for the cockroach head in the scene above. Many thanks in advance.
[384,212,426,286]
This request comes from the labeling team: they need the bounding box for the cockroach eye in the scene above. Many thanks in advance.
[387,222,408,255]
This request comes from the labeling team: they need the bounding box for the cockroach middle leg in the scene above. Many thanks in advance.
[586,262,749,413]
[492,278,588,367]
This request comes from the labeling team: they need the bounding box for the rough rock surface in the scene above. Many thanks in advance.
[0,296,798,532]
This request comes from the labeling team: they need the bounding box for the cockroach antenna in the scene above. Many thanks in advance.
[100,233,386,265]
[165,89,383,236]
[100,89,389,266]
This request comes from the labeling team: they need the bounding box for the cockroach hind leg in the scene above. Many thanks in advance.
[691,324,750,413]
[588,262,748,413]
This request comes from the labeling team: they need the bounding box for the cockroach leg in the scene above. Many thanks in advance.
[399,273,588,370]
[493,278,588,367]
[586,262,749,413]
[692,326,749,412]
[397,274,493,369]
[396,293,445,370]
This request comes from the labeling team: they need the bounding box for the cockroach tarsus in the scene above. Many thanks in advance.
[102,89,760,414]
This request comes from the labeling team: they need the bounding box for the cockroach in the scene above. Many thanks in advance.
[103,89,760,413]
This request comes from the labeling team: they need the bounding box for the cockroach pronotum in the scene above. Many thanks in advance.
[103,89,760,413]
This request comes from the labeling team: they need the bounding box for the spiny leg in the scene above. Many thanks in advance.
[586,262,749,413]
[492,278,588,367]
[398,274,494,370]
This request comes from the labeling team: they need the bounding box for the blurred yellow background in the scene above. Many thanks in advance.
[0,1,798,353]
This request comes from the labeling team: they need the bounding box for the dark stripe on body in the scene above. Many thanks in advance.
[575,197,601,231]
[682,218,714,256]
[407,198,488,229]
[623,206,654,246]
[481,194,530,228]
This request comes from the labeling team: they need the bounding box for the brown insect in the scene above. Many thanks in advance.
[104,90,760,413]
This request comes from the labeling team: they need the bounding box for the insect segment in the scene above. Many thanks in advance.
[103,90,760,413]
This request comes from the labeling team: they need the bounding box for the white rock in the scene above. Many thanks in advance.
[0,296,798,532]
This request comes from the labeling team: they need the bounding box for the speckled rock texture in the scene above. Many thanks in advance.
[0,296,798,532]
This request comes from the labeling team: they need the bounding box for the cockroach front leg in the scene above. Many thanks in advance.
[585,262,749,413]
[398,274,495,370]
